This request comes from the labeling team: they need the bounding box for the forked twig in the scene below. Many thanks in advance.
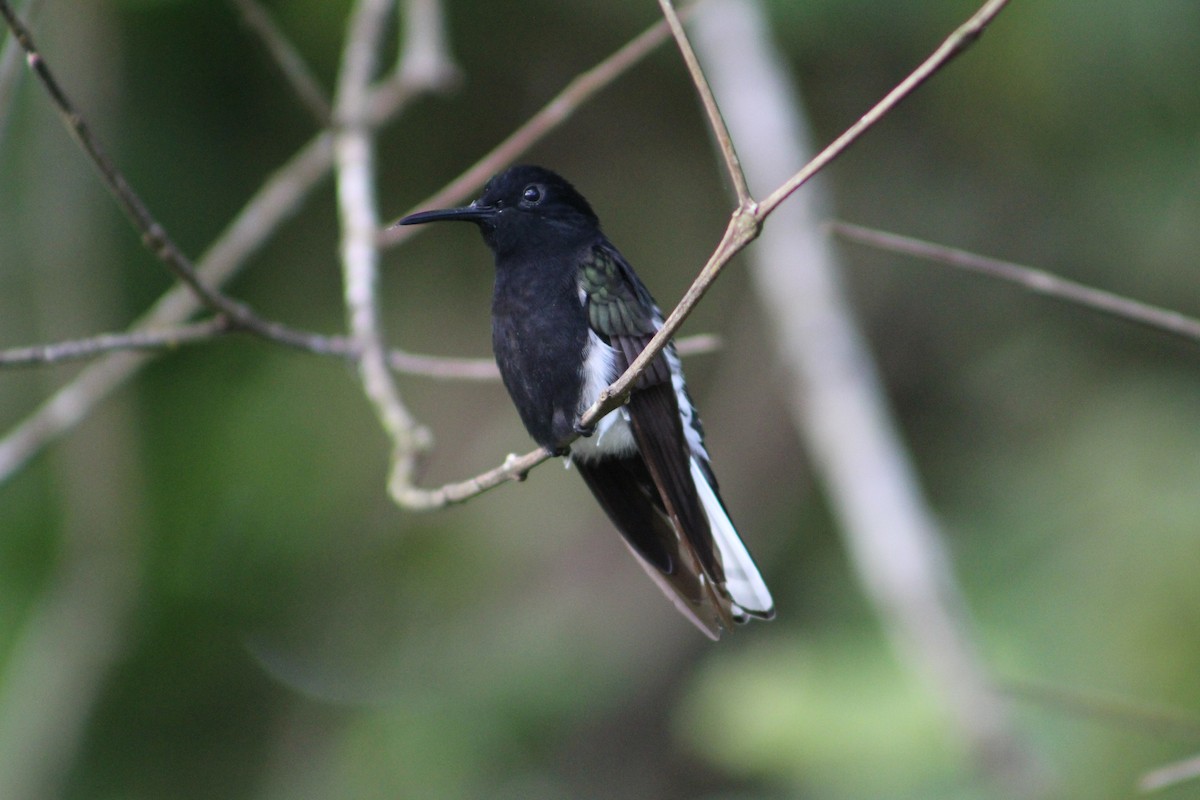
[657,0,750,205]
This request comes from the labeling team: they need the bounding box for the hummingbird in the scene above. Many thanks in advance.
[398,165,773,639]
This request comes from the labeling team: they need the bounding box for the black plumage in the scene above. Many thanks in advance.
[398,165,773,638]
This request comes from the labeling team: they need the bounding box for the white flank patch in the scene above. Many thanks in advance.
[570,329,636,462]
[663,344,709,462]
[690,457,774,616]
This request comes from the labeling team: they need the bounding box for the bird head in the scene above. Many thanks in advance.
[397,165,600,256]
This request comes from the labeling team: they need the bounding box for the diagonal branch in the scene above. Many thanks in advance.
[0,0,352,355]
[230,0,332,123]
[0,0,43,150]
[656,0,750,205]
[832,221,1200,342]
[757,0,1010,218]
[588,0,1011,427]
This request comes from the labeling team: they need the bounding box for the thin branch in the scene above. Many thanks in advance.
[0,1,237,317]
[831,221,1200,342]
[588,0,1011,423]
[1000,678,1200,740]
[391,0,1011,510]
[0,319,231,367]
[656,0,750,205]
[1141,754,1200,793]
[334,0,433,501]
[0,128,336,484]
[757,0,1010,218]
[230,0,332,124]
[0,0,43,151]
[0,0,357,356]
[396,0,459,89]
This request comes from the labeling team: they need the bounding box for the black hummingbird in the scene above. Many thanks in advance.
[398,165,773,639]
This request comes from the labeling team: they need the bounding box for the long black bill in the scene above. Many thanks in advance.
[394,205,495,227]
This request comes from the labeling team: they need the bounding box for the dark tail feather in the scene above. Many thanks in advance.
[575,456,724,640]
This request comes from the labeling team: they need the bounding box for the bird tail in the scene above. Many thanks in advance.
[689,457,775,621]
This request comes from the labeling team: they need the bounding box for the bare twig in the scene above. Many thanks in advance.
[0,0,359,355]
[1141,754,1200,793]
[586,0,1011,419]
[0,319,231,366]
[396,0,459,89]
[230,0,332,123]
[0,0,43,150]
[334,0,433,502]
[757,0,1010,218]
[656,0,750,205]
[0,128,334,486]
[832,221,1200,342]
[0,2,246,319]
[392,0,1010,510]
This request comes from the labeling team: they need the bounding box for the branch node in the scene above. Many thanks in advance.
[502,452,529,481]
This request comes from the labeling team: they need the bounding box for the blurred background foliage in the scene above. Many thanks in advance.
[1,0,1199,798]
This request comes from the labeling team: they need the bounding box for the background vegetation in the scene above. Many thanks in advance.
[2,1,1199,798]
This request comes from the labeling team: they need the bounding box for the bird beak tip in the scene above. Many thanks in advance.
[394,205,491,226]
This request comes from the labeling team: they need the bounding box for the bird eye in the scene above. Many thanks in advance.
[521,184,544,205]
